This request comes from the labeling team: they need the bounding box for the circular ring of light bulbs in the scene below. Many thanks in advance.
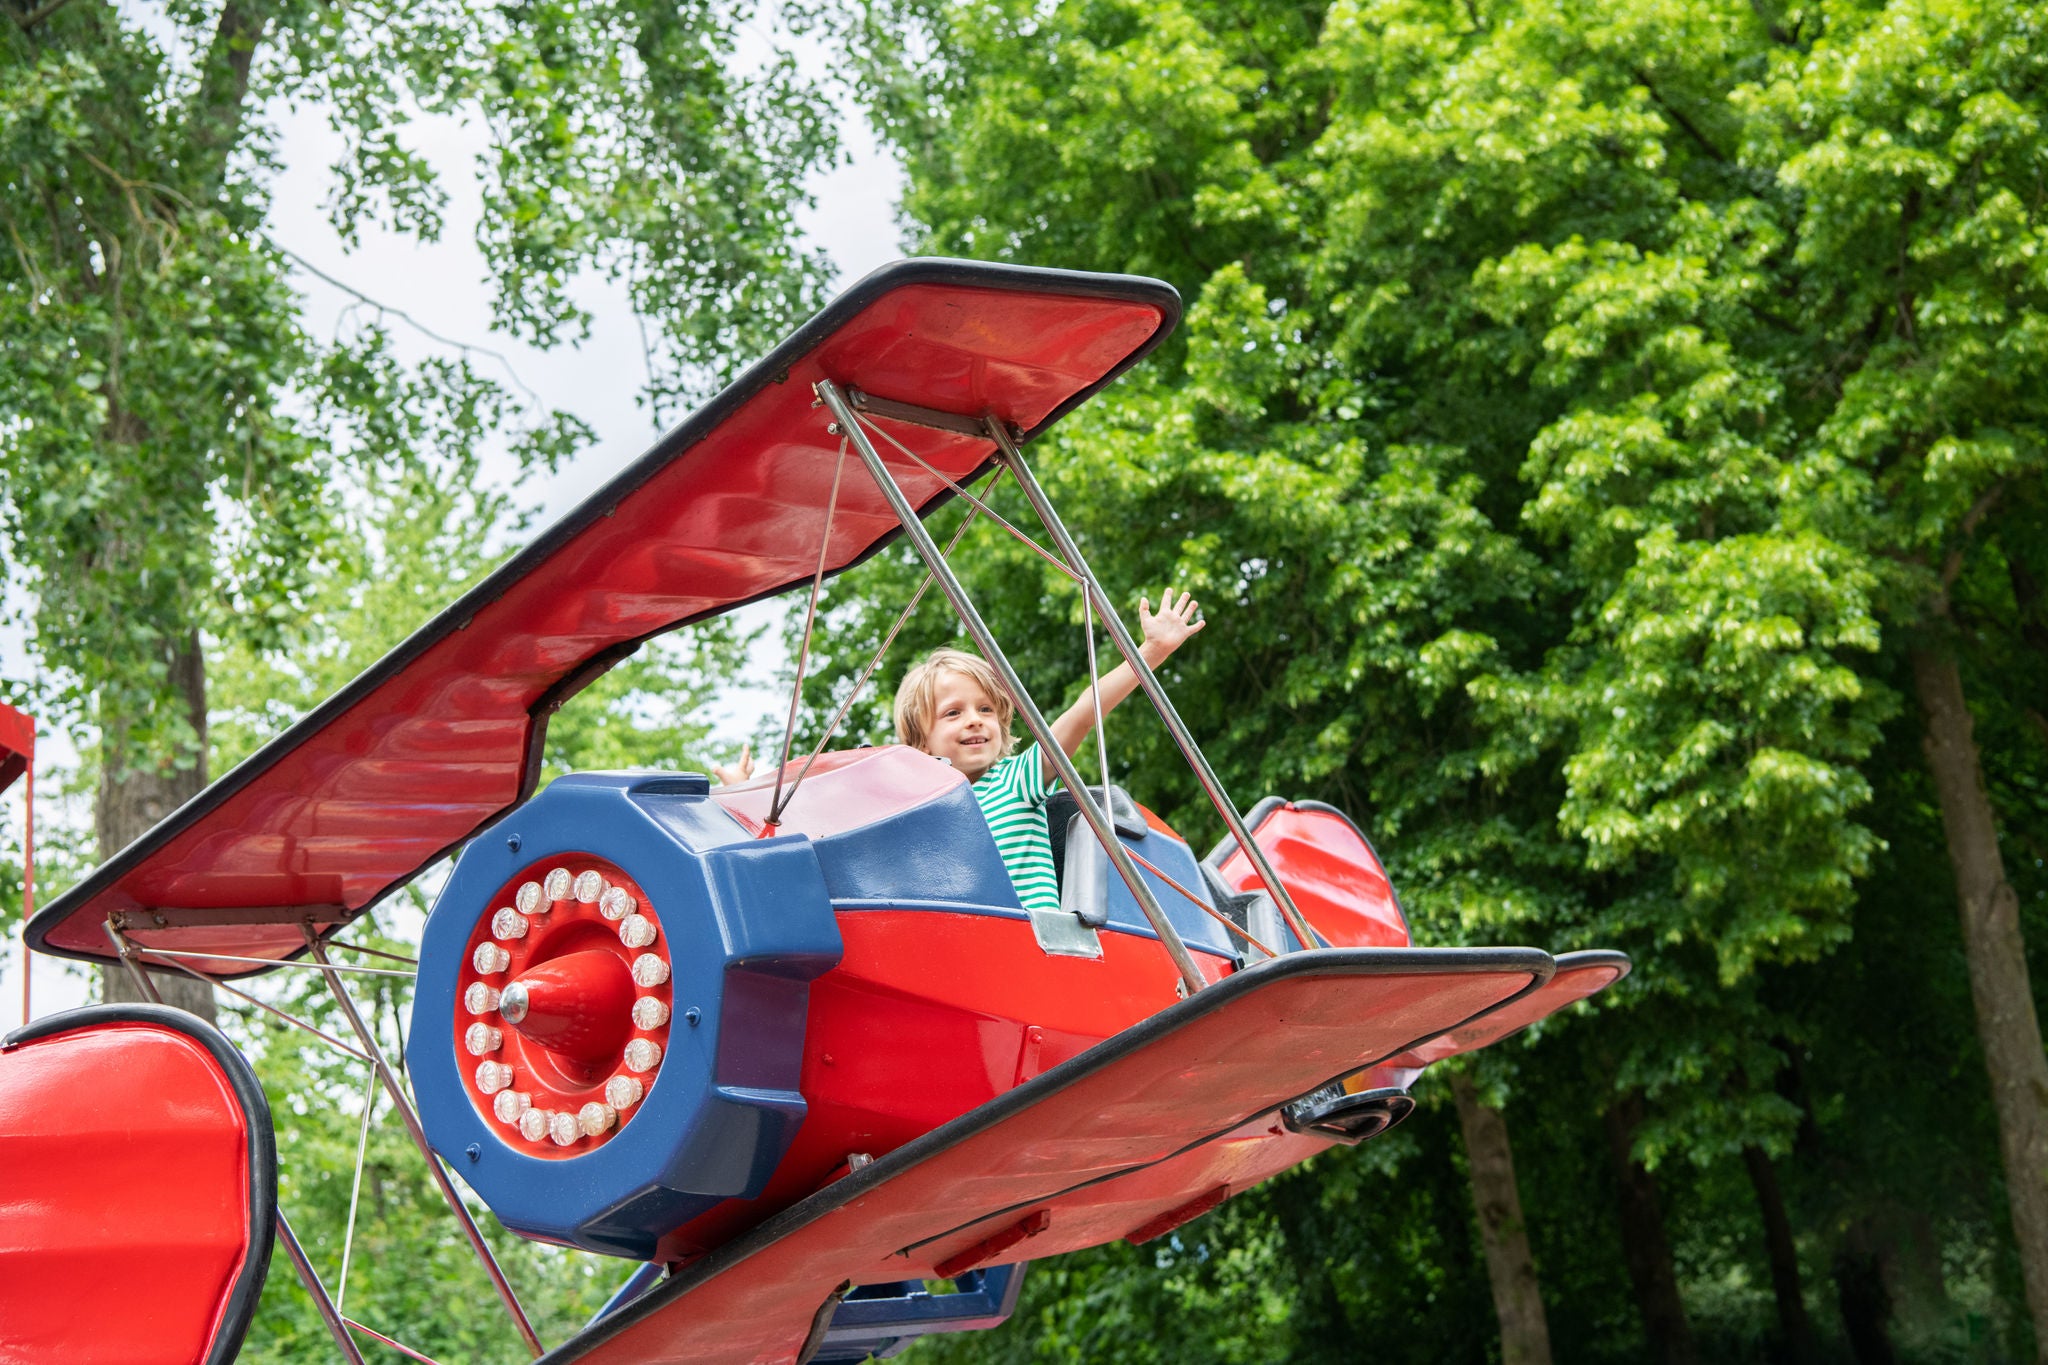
[453,858,673,1158]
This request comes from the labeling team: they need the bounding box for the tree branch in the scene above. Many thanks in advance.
[185,0,271,197]
[1744,0,1803,47]
[10,0,77,31]
[272,242,547,410]
[1938,480,2005,592]
[1635,70,1727,163]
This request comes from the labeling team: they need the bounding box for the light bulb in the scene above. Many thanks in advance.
[515,881,544,915]
[518,1108,549,1142]
[549,1110,579,1146]
[631,955,669,988]
[464,982,500,1015]
[599,886,636,921]
[473,943,510,975]
[490,907,528,941]
[619,914,657,949]
[573,870,605,903]
[465,1023,503,1056]
[624,1038,662,1073]
[543,867,573,902]
[605,1074,643,1109]
[578,1102,617,1137]
[475,1061,513,1094]
[632,997,669,1030]
[493,1090,531,1124]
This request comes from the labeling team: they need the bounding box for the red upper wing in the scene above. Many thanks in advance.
[28,261,1179,974]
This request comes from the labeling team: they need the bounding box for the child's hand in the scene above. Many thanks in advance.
[1138,589,1205,661]
[711,741,755,786]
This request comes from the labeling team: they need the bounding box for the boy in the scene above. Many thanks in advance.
[890,591,1204,917]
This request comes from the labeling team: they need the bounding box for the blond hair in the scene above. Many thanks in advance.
[894,647,1018,757]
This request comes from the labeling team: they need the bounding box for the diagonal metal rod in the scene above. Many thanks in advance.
[303,931,545,1358]
[1124,845,1280,961]
[782,466,1007,805]
[852,412,1082,584]
[105,919,164,1003]
[1081,586,1114,802]
[128,946,414,978]
[770,437,851,827]
[820,379,1206,995]
[986,419,1321,954]
[325,939,419,966]
[277,1209,369,1365]
[157,957,374,1063]
[343,1318,444,1365]
[336,1066,379,1315]
[1071,584,1124,940]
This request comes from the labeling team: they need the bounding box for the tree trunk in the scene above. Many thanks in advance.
[188,0,271,195]
[1743,1144,1819,1363]
[1912,644,2048,1359]
[1605,1094,1696,1365]
[1452,1073,1553,1365]
[1835,1216,1898,1365]
[1883,1207,1952,1343]
[98,632,214,1022]
[93,0,273,1021]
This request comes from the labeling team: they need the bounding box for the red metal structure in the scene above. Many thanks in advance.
[1,702,33,1024]
[6,261,1629,1364]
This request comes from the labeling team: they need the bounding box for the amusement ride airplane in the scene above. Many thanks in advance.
[0,261,1627,1364]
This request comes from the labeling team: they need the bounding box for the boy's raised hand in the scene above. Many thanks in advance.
[710,741,755,786]
[1137,589,1206,660]
[1048,587,1206,776]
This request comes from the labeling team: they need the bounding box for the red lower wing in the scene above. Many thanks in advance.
[545,947,1551,1365]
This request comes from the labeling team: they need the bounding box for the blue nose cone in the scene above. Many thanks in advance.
[408,771,843,1259]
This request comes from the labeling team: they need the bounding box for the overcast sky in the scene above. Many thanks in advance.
[4,37,907,1027]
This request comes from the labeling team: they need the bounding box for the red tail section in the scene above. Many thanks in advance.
[1213,800,1409,949]
[0,1006,276,1365]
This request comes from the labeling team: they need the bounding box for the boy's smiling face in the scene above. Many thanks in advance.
[924,670,1006,781]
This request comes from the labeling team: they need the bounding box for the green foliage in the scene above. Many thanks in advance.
[9,0,2047,1356]
[5,2,822,1354]
[0,0,832,772]
[805,0,2048,1358]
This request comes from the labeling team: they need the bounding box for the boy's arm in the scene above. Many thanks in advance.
[1043,590,1204,784]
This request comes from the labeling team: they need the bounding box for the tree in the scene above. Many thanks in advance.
[1452,1067,1556,1365]
[1733,3,2048,1345]
[817,0,2032,1357]
[1,0,832,1011]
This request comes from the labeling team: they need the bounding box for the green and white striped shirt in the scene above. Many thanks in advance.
[972,743,1062,917]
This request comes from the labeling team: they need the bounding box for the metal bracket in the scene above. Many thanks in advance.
[114,904,341,931]
[1028,905,1104,958]
[846,387,1012,441]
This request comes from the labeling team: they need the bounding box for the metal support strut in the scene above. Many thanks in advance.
[984,419,1322,954]
[303,931,546,1358]
[817,379,1208,997]
[275,1209,372,1365]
